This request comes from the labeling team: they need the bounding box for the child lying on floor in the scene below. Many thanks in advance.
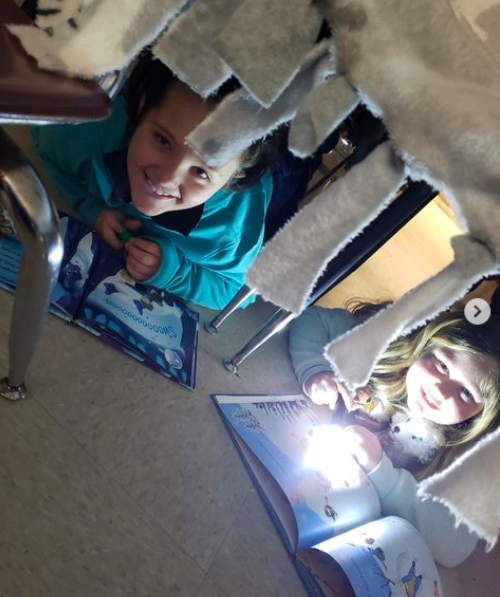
[289,302,500,566]
[32,53,282,309]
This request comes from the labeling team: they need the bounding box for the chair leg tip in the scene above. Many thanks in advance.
[204,321,219,334]
[223,358,239,375]
[0,377,27,401]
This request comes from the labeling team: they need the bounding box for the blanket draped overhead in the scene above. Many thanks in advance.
[9,0,500,546]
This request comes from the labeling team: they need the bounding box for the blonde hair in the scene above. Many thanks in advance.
[349,303,500,450]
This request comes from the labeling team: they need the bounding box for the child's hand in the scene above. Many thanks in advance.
[126,238,162,281]
[95,210,141,250]
[344,425,384,473]
[303,371,353,411]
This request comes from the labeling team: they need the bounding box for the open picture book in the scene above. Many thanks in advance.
[0,209,198,389]
[213,394,444,597]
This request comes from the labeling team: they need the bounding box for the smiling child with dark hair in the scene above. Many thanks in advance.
[32,54,281,309]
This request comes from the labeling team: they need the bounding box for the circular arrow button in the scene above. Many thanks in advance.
[464,298,491,325]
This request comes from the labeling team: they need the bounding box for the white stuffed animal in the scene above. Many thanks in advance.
[381,412,446,471]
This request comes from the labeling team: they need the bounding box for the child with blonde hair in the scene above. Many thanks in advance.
[289,303,500,567]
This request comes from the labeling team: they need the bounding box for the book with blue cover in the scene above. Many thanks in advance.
[213,394,444,597]
[0,210,198,389]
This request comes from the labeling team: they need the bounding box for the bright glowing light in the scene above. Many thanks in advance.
[303,425,348,467]
[50,240,64,266]
[302,425,362,488]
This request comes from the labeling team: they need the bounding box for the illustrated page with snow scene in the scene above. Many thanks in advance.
[74,235,198,389]
[213,394,381,553]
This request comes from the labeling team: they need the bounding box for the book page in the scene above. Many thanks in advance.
[215,395,381,552]
[0,210,96,319]
[50,216,98,319]
[300,516,443,597]
[75,244,198,389]
[295,551,356,597]
[0,204,22,292]
[230,430,300,553]
[0,210,95,321]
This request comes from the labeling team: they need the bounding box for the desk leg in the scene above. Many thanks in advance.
[205,286,255,334]
[0,130,63,400]
[223,309,295,374]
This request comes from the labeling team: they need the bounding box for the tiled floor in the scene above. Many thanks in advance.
[0,288,498,596]
[0,290,307,597]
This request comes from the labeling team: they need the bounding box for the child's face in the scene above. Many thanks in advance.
[127,80,241,217]
[405,346,495,425]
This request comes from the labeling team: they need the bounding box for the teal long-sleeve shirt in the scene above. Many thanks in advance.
[31,96,273,310]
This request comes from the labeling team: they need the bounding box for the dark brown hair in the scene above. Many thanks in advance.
[124,52,284,191]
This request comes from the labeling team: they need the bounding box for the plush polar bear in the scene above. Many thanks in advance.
[381,412,446,471]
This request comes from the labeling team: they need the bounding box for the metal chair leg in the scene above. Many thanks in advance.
[0,129,63,400]
[205,285,255,334]
[223,308,296,374]
[221,180,436,374]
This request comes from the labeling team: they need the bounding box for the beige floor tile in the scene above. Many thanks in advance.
[195,302,301,396]
[28,344,251,571]
[195,577,230,597]
[0,386,204,597]
[207,490,307,597]
[25,300,299,571]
